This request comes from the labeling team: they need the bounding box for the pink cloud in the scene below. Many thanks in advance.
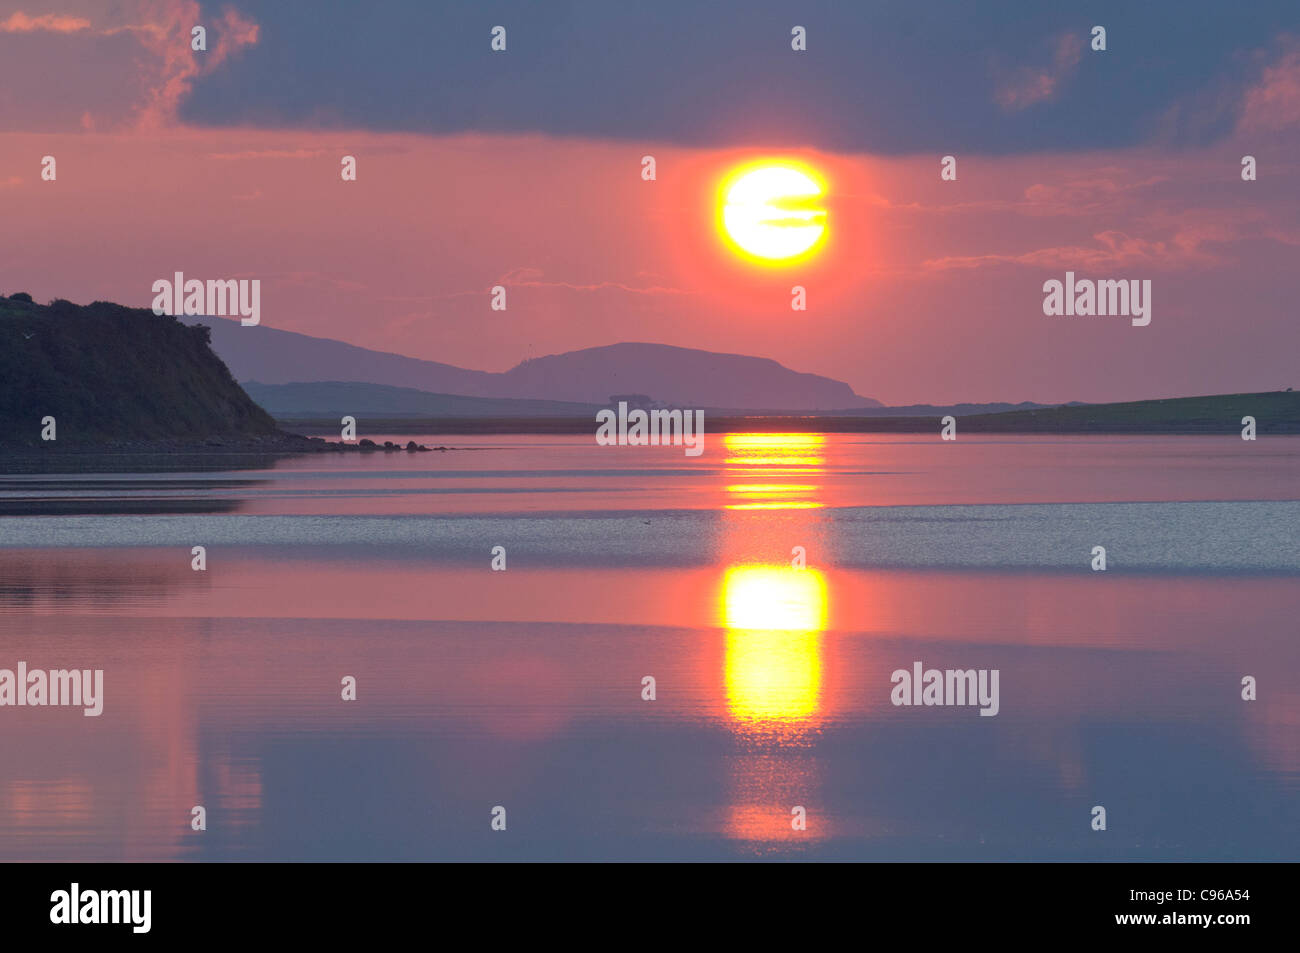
[492,267,694,298]
[1238,36,1300,132]
[1021,173,1170,216]
[0,12,90,34]
[0,2,260,132]
[208,149,327,160]
[993,33,1083,111]
[272,271,369,293]
[132,2,260,130]
[923,227,1227,272]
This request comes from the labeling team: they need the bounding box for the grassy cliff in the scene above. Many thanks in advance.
[0,295,281,447]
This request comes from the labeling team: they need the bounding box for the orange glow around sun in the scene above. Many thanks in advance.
[717,159,828,265]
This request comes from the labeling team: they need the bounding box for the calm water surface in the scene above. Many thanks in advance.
[1,434,1297,860]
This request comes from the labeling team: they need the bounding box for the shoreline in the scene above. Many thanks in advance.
[0,432,452,456]
[276,418,1300,436]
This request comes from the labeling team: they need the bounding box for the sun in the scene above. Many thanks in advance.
[718,160,827,265]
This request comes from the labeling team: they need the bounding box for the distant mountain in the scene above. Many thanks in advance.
[187,316,880,411]
[188,315,495,396]
[243,381,1079,422]
[1,296,280,446]
[244,381,602,418]
[497,342,879,409]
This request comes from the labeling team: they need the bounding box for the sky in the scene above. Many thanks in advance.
[1,0,1298,404]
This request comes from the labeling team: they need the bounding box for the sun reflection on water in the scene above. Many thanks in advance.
[718,434,835,845]
[723,433,825,510]
[723,567,826,725]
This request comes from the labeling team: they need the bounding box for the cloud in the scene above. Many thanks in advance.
[208,149,326,160]
[132,2,260,130]
[993,33,1083,111]
[494,267,693,297]
[0,2,260,132]
[1020,172,1170,217]
[252,270,368,292]
[0,12,90,34]
[923,227,1228,272]
[172,1,1300,155]
[1238,35,1300,131]
[430,267,695,300]
[6,3,1299,155]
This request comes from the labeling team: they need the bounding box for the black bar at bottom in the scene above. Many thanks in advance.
[2,861,1281,940]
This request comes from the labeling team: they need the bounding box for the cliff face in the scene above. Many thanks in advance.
[0,295,279,446]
